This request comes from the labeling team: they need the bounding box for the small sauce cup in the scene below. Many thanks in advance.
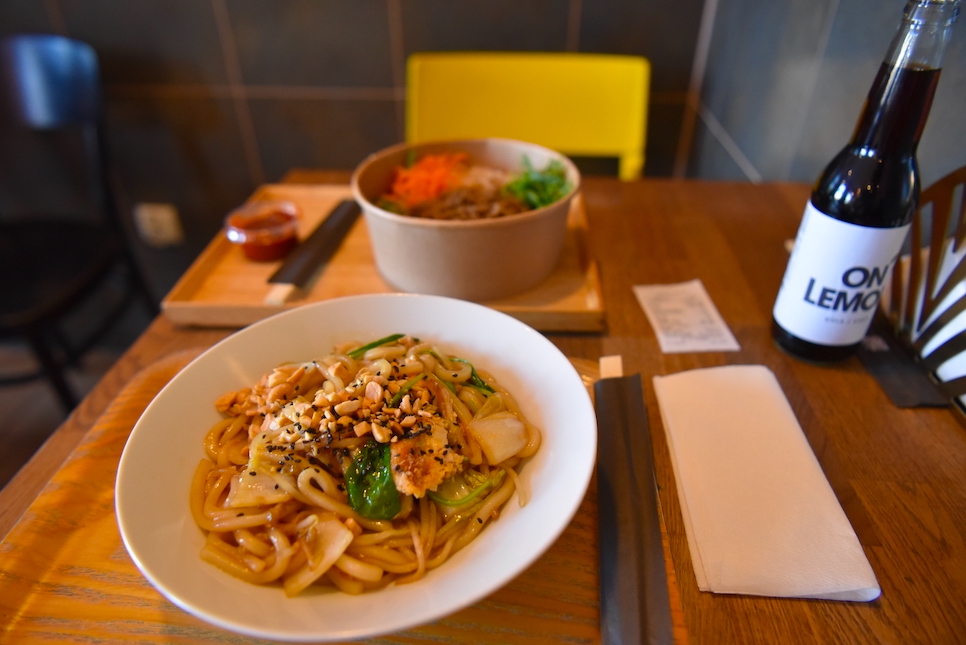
[225,201,300,261]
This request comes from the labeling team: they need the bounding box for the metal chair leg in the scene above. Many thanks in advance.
[25,328,78,413]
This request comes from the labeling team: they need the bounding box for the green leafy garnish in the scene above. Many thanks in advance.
[452,358,495,393]
[427,469,505,507]
[404,148,418,168]
[504,157,572,209]
[376,197,408,215]
[389,373,426,407]
[344,441,401,520]
[347,333,405,360]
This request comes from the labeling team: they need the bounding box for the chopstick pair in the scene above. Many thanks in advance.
[264,199,361,305]
[595,355,673,645]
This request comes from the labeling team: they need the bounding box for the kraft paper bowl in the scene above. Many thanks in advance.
[351,138,580,302]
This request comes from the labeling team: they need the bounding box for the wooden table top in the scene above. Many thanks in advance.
[2,174,965,645]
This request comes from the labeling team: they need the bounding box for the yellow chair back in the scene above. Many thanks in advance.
[406,52,650,180]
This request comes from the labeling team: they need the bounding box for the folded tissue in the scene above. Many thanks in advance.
[653,365,880,601]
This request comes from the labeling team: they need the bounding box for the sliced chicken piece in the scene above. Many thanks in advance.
[389,422,464,497]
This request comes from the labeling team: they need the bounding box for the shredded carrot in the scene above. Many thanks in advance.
[386,153,468,209]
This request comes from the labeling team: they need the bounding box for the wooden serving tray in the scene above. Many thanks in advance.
[161,184,605,332]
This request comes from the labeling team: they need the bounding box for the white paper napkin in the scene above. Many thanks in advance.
[653,365,880,601]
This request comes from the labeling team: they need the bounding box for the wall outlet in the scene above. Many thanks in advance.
[134,202,185,247]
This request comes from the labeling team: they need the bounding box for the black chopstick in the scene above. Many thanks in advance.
[595,371,673,645]
[268,199,361,289]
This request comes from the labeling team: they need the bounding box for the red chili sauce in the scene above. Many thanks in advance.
[226,205,299,261]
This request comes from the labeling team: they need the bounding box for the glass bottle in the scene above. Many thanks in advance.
[772,0,960,362]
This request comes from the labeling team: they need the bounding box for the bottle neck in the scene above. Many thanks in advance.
[850,0,958,153]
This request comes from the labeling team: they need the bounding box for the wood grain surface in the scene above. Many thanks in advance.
[162,184,604,332]
[0,351,610,644]
[2,177,965,645]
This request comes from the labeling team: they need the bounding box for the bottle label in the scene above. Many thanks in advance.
[773,202,910,346]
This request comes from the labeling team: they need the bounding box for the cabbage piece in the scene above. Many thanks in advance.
[427,468,504,507]
[467,394,527,464]
[282,518,354,596]
[224,471,290,508]
[468,411,527,464]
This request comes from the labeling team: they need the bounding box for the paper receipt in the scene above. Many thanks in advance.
[633,279,740,353]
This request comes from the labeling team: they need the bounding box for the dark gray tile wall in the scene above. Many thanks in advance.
[688,117,751,181]
[0,0,52,36]
[580,0,704,93]
[104,93,254,295]
[60,0,228,85]
[919,29,966,186]
[4,0,961,301]
[695,0,966,188]
[248,98,400,181]
[230,0,395,87]
[401,0,572,53]
[698,0,837,180]
[580,0,704,181]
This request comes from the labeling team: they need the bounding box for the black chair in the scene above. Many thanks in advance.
[0,34,158,413]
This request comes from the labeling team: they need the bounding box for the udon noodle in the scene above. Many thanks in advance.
[190,334,540,596]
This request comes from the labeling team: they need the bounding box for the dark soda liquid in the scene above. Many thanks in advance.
[812,64,940,228]
[773,64,941,362]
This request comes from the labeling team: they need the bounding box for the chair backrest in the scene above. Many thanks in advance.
[888,164,966,352]
[406,52,650,180]
[0,34,100,130]
[0,34,121,230]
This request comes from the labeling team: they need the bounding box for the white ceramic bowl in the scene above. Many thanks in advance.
[115,294,597,642]
[351,138,580,302]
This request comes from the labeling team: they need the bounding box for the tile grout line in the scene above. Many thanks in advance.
[106,83,400,101]
[387,0,407,140]
[110,80,671,103]
[566,0,583,52]
[674,0,718,178]
[43,0,69,36]
[780,0,841,180]
[211,0,265,186]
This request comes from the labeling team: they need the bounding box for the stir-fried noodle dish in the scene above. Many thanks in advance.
[191,333,540,596]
